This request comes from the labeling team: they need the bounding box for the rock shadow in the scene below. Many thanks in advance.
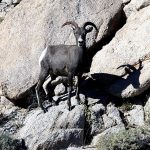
[77,61,142,106]
[107,61,142,97]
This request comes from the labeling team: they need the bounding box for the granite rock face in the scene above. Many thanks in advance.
[124,0,150,17]
[16,105,85,150]
[0,0,123,101]
[91,6,150,98]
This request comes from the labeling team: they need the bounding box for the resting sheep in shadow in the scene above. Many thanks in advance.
[36,21,98,112]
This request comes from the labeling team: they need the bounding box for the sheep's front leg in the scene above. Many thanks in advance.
[35,69,49,113]
[75,75,81,105]
[68,74,73,111]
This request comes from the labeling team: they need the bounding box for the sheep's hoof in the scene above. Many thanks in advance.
[27,103,38,111]
[69,107,72,111]
[52,100,57,106]
[75,97,81,105]
[43,107,48,113]
[69,104,74,111]
[67,104,72,111]
[67,101,71,111]
[77,100,81,105]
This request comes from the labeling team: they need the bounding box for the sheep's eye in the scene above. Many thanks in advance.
[82,33,86,37]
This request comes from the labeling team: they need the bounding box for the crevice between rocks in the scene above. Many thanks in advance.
[86,8,127,72]
[12,85,38,109]
[83,100,105,146]
[83,100,92,145]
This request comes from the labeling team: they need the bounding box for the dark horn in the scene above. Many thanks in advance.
[83,22,99,39]
[61,21,79,28]
[83,22,98,31]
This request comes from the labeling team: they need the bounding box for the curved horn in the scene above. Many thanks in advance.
[83,22,99,39]
[83,22,98,31]
[61,21,79,29]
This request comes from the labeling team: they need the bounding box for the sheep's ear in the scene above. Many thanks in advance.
[86,26,93,33]
[72,26,76,30]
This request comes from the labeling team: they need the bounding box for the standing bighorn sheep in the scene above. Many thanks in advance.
[36,21,98,112]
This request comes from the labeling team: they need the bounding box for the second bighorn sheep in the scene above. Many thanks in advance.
[36,21,98,112]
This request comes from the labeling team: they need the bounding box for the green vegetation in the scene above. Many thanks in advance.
[97,126,150,150]
[119,101,133,112]
[0,134,26,150]
[0,17,4,23]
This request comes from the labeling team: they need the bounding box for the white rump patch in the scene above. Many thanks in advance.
[39,47,47,66]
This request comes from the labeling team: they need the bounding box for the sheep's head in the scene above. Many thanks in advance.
[62,21,98,47]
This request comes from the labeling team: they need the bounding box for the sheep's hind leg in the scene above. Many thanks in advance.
[27,100,38,111]
[43,73,57,106]
[67,74,73,111]
[35,69,49,113]
[51,76,68,86]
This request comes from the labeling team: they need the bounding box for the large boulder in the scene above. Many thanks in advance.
[0,96,27,135]
[90,6,150,98]
[0,0,122,99]
[123,0,150,17]
[16,105,85,150]
[0,0,123,101]
[92,126,150,150]
[0,0,21,18]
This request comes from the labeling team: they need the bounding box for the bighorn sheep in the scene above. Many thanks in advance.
[36,21,98,112]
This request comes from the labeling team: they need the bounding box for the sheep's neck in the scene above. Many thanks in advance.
[81,44,88,69]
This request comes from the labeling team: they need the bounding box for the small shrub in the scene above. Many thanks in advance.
[0,17,4,23]
[119,101,133,112]
[0,134,26,150]
[97,126,150,150]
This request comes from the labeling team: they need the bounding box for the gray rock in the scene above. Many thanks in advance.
[125,103,144,126]
[87,97,101,106]
[124,0,150,17]
[0,0,19,18]
[1,0,21,5]
[16,105,85,150]
[54,83,66,96]
[70,94,86,106]
[0,2,7,9]
[36,129,84,150]
[144,97,150,123]
[108,62,150,98]
[85,90,109,106]
[92,124,125,146]
[1,0,13,5]
[0,3,9,18]
[53,92,85,107]
[93,125,150,150]
[91,6,150,98]
[102,103,124,129]
[89,104,105,135]
[102,114,115,129]
[13,0,21,4]
[0,96,27,135]
[0,0,123,101]
[67,146,97,150]
[0,96,14,107]
[107,104,124,125]
[123,0,131,4]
